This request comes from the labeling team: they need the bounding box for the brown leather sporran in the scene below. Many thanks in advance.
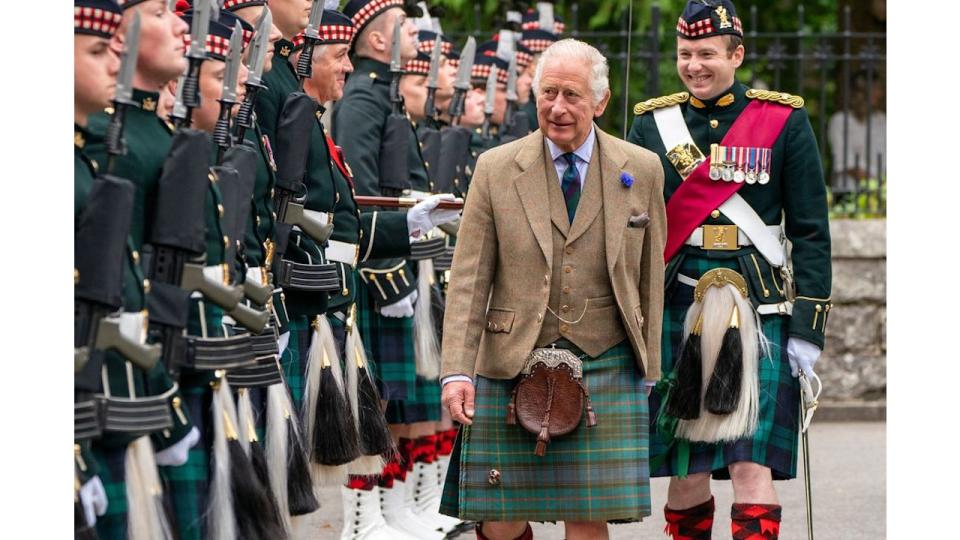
[506,348,598,456]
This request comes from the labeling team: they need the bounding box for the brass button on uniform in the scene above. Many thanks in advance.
[131,251,140,264]
[710,119,719,128]
[711,210,721,219]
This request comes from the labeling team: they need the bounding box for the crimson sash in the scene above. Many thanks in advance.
[325,133,354,188]
[663,100,793,262]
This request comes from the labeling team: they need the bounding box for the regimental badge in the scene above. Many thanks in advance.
[279,45,291,57]
[716,6,732,29]
[666,142,706,179]
[261,134,278,172]
[74,131,85,149]
[141,97,157,112]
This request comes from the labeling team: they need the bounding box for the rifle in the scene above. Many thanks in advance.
[171,0,214,129]
[378,13,412,195]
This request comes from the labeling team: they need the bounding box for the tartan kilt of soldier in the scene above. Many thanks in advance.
[356,279,417,405]
[159,299,224,540]
[440,341,651,523]
[283,315,311,414]
[91,443,127,539]
[649,252,800,481]
[385,375,442,424]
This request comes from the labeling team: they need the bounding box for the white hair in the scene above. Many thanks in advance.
[532,38,610,104]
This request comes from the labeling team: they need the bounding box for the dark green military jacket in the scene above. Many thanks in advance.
[332,57,428,307]
[241,122,275,270]
[79,114,195,450]
[319,111,411,314]
[627,81,832,347]
[255,39,335,318]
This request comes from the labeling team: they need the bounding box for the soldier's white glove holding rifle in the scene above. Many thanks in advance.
[380,290,418,318]
[79,475,108,526]
[407,194,461,240]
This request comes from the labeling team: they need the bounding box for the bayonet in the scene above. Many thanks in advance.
[170,70,188,125]
[295,0,325,87]
[504,53,518,130]
[481,66,497,140]
[424,35,443,119]
[233,6,271,142]
[447,36,475,122]
[246,6,271,87]
[537,2,555,32]
[105,10,141,173]
[214,22,244,159]
[388,14,405,114]
[176,0,213,128]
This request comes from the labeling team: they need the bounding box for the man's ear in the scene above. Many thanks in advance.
[593,88,612,118]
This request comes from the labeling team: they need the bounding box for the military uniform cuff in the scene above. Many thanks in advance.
[788,296,832,349]
[359,260,418,308]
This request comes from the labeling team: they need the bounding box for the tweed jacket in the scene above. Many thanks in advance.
[440,127,667,381]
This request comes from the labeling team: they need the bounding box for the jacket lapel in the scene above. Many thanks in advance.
[513,131,553,270]
[599,130,631,273]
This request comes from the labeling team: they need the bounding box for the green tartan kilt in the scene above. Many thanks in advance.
[283,315,311,414]
[159,384,211,540]
[385,375,441,424]
[440,341,651,523]
[650,254,800,481]
[91,443,127,540]
[356,281,416,403]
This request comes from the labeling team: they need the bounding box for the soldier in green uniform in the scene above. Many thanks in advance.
[84,1,201,537]
[73,2,123,534]
[334,1,463,538]
[469,44,509,152]
[517,2,564,132]
[626,2,831,538]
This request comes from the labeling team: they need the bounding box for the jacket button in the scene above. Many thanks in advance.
[564,266,572,274]
[565,247,573,255]
[536,313,543,322]
[561,305,570,313]
[562,286,571,294]
[560,324,569,333]
[710,119,719,128]
[711,210,721,219]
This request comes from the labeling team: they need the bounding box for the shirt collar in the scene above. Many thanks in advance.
[546,124,596,165]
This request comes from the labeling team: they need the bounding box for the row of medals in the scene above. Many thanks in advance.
[709,143,771,184]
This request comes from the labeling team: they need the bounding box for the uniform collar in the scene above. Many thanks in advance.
[688,81,745,113]
[131,88,160,112]
[275,38,294,59]
[352,56,394,82]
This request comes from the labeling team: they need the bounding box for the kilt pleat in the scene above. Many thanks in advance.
[385,375,441,424]
[440,341,651,523]
[282,315,311,415]
[651,255,800,480]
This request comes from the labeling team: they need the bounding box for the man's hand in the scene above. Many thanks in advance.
[379,290,417,318]
[442,381,475,425]
[407,194,461,240]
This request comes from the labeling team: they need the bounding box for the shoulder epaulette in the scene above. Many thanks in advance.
[745,89,804,108]
[633,92,689,115]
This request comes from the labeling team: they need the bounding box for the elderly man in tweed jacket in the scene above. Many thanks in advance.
[438,39,667,540]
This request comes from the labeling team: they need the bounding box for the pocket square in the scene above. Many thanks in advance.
[627,212,650,229]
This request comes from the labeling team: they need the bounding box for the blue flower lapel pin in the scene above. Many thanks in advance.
[620,171,635,188]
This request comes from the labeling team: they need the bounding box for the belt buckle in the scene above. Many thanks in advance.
[701,225,739,250]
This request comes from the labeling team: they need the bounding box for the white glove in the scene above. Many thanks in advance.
[155,426,200,466]
[379,290,417,318]
[79,475,108,526]
[787,338,822,379]
[407,194,461,240]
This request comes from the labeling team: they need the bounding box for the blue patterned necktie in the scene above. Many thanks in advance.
[560,152,581,223]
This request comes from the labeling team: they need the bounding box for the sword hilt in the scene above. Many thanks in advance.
[448,88,465,120]
[233,87,259,141]
[481,114,492,140]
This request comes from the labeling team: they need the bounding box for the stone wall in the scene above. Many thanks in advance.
[818,219,886,400]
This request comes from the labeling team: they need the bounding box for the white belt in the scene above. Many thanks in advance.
[326,240,360,267]
[684,225,783,250]
[677,273,793,316]
[118,311,148,345]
